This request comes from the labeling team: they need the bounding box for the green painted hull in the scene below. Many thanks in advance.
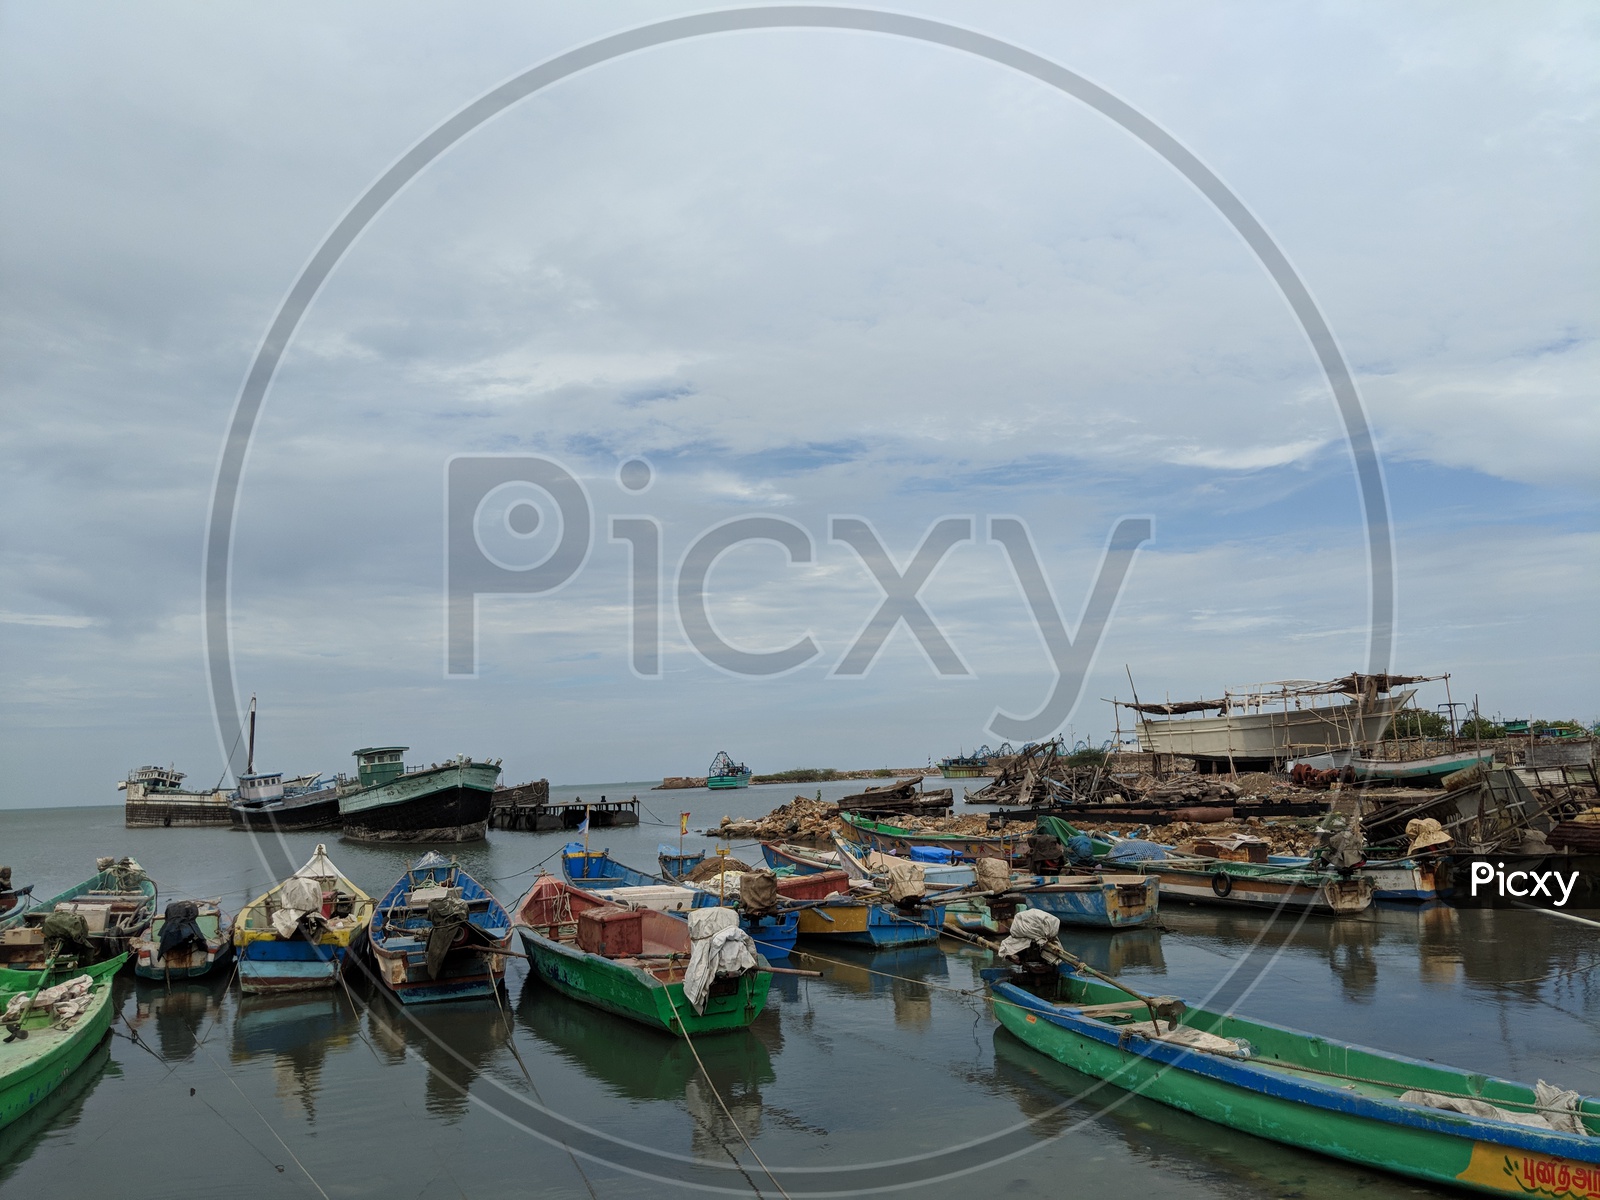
[0,954,126,1131]
[518,929,769,1036]
[989,968,1600,1196]
[706,774,751,790]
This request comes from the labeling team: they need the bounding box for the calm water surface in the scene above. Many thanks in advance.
[1,782,1595,1199]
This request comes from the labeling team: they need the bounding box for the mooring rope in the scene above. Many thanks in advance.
[660,984,790,1200]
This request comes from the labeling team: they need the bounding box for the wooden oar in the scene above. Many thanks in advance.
[2,951,60,1042]
[1051,946,1182,1032]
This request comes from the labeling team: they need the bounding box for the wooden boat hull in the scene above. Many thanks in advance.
[794,901,943,947]
[0,867,157,970]
[237,941,355,993]
[368,855,511,1005]
[230,790,341,832]
[988,966,1600,1196]
[838,814,1023,863]
[339,761,500,843]
[517,927,769,1035]
[1010,877,1159,929]
[0,955,125,1131]
[706,774,751,789]
[565,848,799,956]
[1146,866,1372,913]
[1269,854,1443,902]
[1352,749,1497,784]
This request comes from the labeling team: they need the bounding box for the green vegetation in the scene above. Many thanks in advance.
[1064,747,1108,767]
[1456,717,1505,740]
[1385,710,1450,740]
[751,768,841,784]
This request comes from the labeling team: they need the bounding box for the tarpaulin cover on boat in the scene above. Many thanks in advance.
[158,901,204,957]
[271,876,324,938]
[683,907,756,1014]
[884,861,925,903]
[973,857,1011,893]
[1106,840,1168,864]
[40,911,91,952]
[1397,1081,1590,1135]
[738,869,779,913]
[909,846,959,864]
[425,895,470,979]
[997,908,1060,959]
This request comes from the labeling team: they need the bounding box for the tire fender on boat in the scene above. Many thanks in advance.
[1211,872,1233,898]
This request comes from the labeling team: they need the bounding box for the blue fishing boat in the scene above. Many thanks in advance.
[759,842,841,875]
[368,853,511,1004]
[561,846,798,957]
[656,845,707,881]
[233,845,375,994]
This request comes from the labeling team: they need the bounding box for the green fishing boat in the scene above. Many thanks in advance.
[985,960,1600,1196]
[706,751,752,790]
[0,858,157,971]
[0,954,127,1131]
[512,876,770,1035]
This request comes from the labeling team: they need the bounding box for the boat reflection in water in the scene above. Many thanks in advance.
[989,1029,1410,1200]
[790,943,949,1030]
[130,976,228,1064]
[0,1038,114,1182]
[1057,928,1166,978]
[1157,904,1383,1000]
[230,991,355,1122]
[363,993,510,1120]
[517,976,777,1161]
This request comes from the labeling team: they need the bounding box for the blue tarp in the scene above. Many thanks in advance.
[1105,840,1168,863]
[909,845,960,864]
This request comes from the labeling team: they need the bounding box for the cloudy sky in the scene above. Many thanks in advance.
[2,2,1595,806]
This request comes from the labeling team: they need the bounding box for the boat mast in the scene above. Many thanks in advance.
[246,694,257,775]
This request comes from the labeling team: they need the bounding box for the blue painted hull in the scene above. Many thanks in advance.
[238,941,351,993]
[739,910,798,957]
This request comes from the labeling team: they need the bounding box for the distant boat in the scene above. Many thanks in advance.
[227,697,340,831]
[561,845,798,957]
[1039,816,1374,916]
[119,764,231,828]
[131,900,234,980]
[706,751,752,790]
[0,859,157,972]
[511,875,771,1036]
[656,846,707,881]
[1123,673,1432,770]
[0,953,127,1131]
[338,747,503,843]
[838,811,1026,863]
[367,853,511,1004]
[986,958,1600,1194]
[937,748,992,779]
[232,845,375,994]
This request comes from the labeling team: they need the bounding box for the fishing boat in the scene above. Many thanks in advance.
[338,747,503,843]
[937,748,992,779]
[986,957,1600,1196]
[367,853,512,1004]
[771,869,945,948]
[1120,673,1433,771]
[232,845,375,993]
[0,858,156,971]
[830,837,1157,932]
[1265,852,1445,902]
[561,846,798,957]
[759,842,842,875]
[1039,817,1373,915]
[226,696,340,831]
[0,868,32,917]
[838,811,1026,863]
[0,954,126,1131]
[131,900,234,980]
[657,846,707,881]
[119,764,232,828]
[512,875,771,1035]
[706,751,752,790]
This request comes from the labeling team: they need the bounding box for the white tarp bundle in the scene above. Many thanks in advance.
[3,973,93,1024]
[271,875,326,938]
[997,907,1061,959]
[683,906,757,1014]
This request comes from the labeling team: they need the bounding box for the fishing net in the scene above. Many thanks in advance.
[685,857,752,883]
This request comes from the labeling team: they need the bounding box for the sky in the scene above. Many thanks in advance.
[1,2,1595,806]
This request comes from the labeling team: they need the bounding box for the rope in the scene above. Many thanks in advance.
[485,846,566,886]
[660,985,790,1200]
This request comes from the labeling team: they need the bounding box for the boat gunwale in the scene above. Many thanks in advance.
[986,970,1600,1158]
